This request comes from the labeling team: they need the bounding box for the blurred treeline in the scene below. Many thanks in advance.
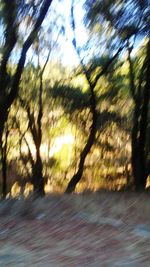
[0,0,150,198]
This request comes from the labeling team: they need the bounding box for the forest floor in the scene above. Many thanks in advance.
[0,191,150,266]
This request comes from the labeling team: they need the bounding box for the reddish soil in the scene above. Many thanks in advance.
[0,191,150,266]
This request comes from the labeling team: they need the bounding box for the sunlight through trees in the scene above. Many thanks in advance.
[0,0,150,197]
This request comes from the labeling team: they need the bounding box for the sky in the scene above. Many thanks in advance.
[48,0,89,67]
[18,0,88,68]
[44,0,143,68]
[60,0,88,66]
[2,0,143,69]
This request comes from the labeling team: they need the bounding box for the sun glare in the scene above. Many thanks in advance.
[49,134,74,157]
[22,134,74,158]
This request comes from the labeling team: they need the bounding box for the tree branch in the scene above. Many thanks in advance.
[7,0,53,108]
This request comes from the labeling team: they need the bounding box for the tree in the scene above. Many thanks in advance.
[84,0,150,190]
[55,0,124,193]
[0,123,9,198]
[127,39,150,190]
[0,0,53,149]
[18,48,50,196]
[0,106,20,198]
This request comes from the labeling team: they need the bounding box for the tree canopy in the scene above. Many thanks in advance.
[0,0,150,198]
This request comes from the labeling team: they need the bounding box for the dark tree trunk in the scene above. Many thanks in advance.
[0,108,9,146]
[137,39,150,189]
[65,90,98,193]
[0,126,9,199]
[131,39,150,190]
[32,149,45,197]
[0,0,53,154]
[65,116,97,193]
[1,155,7,199]
[131,97,146,190]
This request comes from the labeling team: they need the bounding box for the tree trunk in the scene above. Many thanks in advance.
[65,1,123,193]
[32,149,45,197]
[65,104,97,193]
[139,39,150,188]
[0,0,53,156]
[0,126,9,199]
[1,155,7,199]
[131,131,147,190]
[131,39,150,190]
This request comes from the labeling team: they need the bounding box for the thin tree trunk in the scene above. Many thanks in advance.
[0,127,9,199]
[1,155,7,199]
[65,94,97,193]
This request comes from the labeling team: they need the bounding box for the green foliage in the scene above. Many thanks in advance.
[49,84,90,112]
[85,0,150,37]
[1,0,150,194]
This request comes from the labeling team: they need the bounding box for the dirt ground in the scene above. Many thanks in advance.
[0,191,150,266]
